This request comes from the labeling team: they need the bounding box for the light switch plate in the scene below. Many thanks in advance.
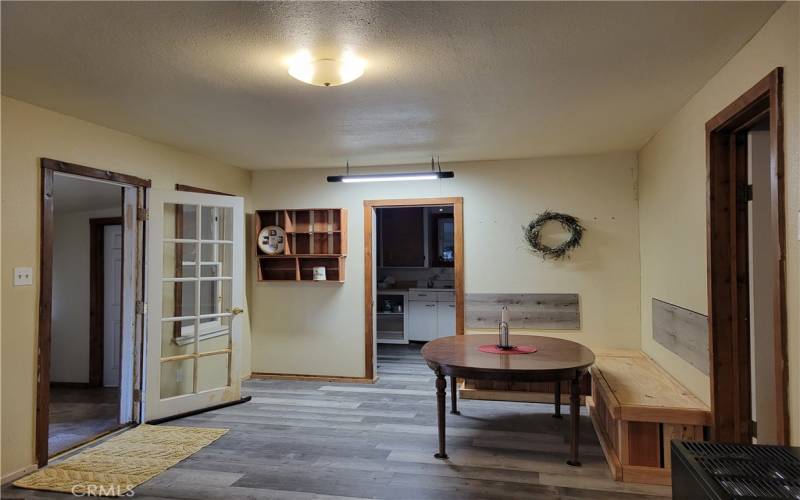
[14,267,33,286]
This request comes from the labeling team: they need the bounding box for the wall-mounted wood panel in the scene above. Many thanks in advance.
[652,299,709,375]
[465,293,579,330]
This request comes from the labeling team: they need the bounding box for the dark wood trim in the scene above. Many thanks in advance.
[89,217,123,387]
[37,159,147,467]
[705,68,788,444]
[36,167,54,467]
[175,184,234,196]
[363,197,465,381]
[41,158,151,188]
[768,68,789,445]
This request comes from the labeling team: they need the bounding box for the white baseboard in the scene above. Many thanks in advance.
[1,463,37,485]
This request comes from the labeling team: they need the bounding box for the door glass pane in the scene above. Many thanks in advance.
[197,354,230,392]
[162,281,197,319]
[199,280,231,316]
[201,206,233,241]
[199,280,219,317]
[199,332,230,354]
[201,206,216,241]
[164,203,198,239]
[161,320,195,357]
[200,243,233,277]
[163,242,197,278]
[160,358,195,398]
[200,263,219,278]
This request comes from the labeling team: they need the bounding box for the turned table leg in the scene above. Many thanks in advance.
[553,379,562,419]
[566,376,581,466]
[450,376,460,415]
[434,374,448,459]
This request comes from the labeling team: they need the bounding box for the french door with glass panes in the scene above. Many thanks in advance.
[145,189,244,421]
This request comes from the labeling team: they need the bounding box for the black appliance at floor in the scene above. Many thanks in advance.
[671,440,800,499]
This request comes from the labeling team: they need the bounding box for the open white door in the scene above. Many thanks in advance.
[145,189,244,421]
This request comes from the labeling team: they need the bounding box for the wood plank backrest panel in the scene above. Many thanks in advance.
[652,299,709,375]
[465,293,579,330]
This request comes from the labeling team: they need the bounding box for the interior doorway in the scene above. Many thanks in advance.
[705,68,788,445]
[363,198,464,380]
[37,159,149,466]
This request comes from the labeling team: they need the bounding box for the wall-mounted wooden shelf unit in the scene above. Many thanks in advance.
[255,208,347,282]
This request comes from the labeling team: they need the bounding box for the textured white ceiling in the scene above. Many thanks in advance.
[1,1,780,169]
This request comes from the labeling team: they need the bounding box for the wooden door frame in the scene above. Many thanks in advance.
[705,68,788,444]
[37,158,150,466]
[363,197,464,380]
[89,217,124,387]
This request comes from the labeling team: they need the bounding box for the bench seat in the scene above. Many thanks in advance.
[587,350,710,485]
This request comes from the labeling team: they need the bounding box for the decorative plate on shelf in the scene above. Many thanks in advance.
[258,225,286,255]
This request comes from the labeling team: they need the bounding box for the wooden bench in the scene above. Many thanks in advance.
[587,350,710,485]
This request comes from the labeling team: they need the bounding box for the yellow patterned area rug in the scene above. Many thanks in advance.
[14,424,228,497]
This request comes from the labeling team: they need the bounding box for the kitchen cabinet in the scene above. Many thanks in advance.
[408,289,456,341]
[377,207,455,269]
[409,301,437,341]
[436,301,456,339]
[378,207,425,267]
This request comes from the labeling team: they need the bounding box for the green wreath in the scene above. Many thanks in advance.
[523,211,585,260]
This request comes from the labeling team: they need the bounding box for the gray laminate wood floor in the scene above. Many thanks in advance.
[48,385,119,456]
[3,343,671,499]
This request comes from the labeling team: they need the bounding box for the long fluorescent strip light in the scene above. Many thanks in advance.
[327,171,454,183]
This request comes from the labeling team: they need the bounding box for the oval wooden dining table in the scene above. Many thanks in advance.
[421,334,595,466]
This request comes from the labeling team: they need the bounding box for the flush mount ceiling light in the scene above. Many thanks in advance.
[288,49,365,87]
[327,158,455,183]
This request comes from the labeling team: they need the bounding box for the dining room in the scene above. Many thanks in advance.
[2,2,799,499]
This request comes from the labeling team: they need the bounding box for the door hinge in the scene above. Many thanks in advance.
[133,388,141,402]
[745,184,753,202]
[136,300,147,315]
[137,208,149,221]
[751,420,758,438]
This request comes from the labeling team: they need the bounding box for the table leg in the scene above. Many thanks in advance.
[450,376,460,415]
[567,376,581,466]
[552,379,562,419]
[434,374,448,459]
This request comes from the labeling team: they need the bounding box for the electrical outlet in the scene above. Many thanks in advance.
[14,267,33,286]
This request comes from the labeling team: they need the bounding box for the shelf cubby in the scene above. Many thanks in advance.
[255,208,347,282]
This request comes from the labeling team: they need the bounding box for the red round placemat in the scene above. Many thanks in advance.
[478,344,538,355]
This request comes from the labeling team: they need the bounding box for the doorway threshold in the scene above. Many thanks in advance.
[48,423,135,463]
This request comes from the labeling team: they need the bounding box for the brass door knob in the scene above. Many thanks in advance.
[231,307,245,315]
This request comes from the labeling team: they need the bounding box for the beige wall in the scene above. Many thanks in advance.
[637,3,799,444]
[0,96,252,479]
[249,153,642,377]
